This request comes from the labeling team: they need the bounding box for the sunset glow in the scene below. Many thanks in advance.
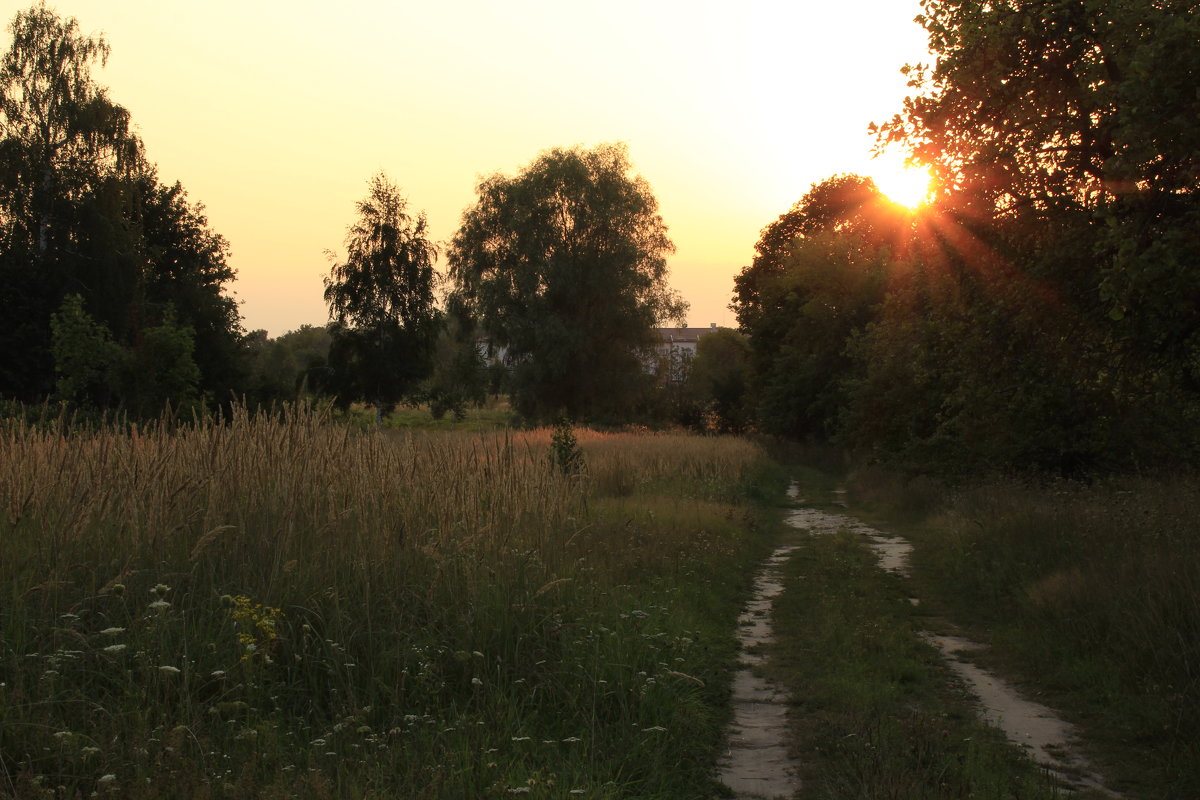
[871,156,933,210]
[5,0,932,335]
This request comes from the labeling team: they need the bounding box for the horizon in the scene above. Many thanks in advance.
[1,0,931,337]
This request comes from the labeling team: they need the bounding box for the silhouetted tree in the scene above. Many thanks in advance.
[0,3,244,408]
[323,173,439,421]
[448,143,686,423]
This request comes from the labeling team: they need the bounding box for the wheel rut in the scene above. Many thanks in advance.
[780,485,1121,798]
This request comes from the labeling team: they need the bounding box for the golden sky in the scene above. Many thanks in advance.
[4,0,931,337]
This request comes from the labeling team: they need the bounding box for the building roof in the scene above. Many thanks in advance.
[656,325,722,344]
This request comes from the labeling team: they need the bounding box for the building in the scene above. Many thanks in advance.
[653,323,722,381]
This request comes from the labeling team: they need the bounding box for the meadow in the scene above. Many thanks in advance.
[847,469,1200,799]
[1,405,784,799]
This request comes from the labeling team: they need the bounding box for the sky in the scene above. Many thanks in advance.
[3,0,932,337]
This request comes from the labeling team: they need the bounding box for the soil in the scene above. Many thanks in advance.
[717,484,1119,798]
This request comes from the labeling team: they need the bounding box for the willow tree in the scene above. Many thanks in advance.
[324,173,439,421]
[448,143,685,423]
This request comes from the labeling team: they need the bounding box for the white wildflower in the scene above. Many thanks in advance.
[103,644,127,654]
[158,666,180,675]
[99,627,125,636]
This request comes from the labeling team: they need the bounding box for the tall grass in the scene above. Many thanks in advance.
[1,405,779,799]
[850,472,1200,798]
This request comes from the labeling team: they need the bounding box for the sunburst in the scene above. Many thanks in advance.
[871,155,933,210]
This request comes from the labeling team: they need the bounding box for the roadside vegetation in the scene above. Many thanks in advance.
[765,520,1065,800]
[1,404,786,798]
[842,468,1200,800]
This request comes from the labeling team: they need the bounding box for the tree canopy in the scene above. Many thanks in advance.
[0,3,244,410]
[448,143,685,423]
[736,1,1200,472]
[323,172,440,418]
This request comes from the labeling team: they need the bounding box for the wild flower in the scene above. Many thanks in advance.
[99,627,125,635]
[97,774,117,786]
[103,644,126,654]
[148,600,171,611]
[159,665,180,675]
[228,595,283,663]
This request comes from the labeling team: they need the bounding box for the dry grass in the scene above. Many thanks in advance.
[0,403,778,798]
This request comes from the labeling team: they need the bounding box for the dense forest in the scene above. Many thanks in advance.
[3,1,1198,474]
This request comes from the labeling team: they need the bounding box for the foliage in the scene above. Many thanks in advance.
[0,4,245,409]
[0,407,778,798]
[422,304,488,421]
[449,142,686,423]
[246,324,333,402]
[846,469,1200,798]
[684,329,752,432]
[734,175,899,440]
[324,173,440,419]
[117,305,201,418]
[736,2,1200,473]
[550,417,584,476]
[49,294,122,406]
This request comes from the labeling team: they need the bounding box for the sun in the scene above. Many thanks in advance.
[871,156,933,210]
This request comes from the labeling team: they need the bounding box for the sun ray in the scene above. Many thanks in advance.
[871,154,933,209]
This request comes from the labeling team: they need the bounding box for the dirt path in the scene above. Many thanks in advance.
[716,544,803,799]
[784,488,1120,797]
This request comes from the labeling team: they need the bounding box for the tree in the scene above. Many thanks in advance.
[448,143,686,423]
[246,324,333,402]
[49,293,121,406]
[323,172,439,421]
[0,3,144,398]
[0,3,245,409]
[733,175,897,439]
[685,329,752,432]
[876,0,1200,369]
[859,0,1200,468]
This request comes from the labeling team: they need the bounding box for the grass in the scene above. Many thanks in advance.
[762,493,1066,800]
[843,469,1200,800]
[0,403,786,799]
[331,399,516,432]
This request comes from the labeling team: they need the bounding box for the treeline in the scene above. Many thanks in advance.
[6,1,1198,475]
[0,4,699,426]
[735,1,1200,474]
[0,6,243,415]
